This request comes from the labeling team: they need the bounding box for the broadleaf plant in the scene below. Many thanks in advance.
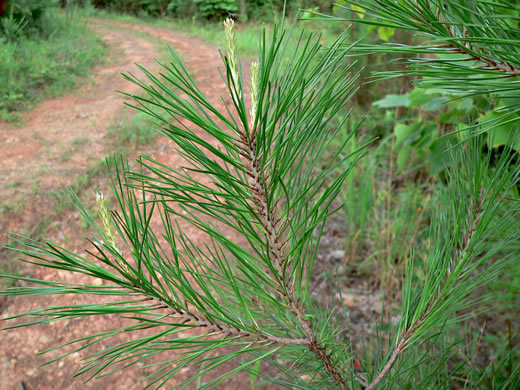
[320,0,520,140]
[2,14,520,390]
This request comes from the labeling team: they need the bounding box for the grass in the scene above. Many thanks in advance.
[0,7,106,122]
[48,158,119,217]
[72,136,89,145]
[113,111,158,148]
[328,122,432,292]
[1,7,517,384]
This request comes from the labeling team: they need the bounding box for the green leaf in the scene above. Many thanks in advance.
[427,137,454,175]
[456,123,471,143]
[423,97,450,112]
[394,122,421,147]
[456,98,473,113]
[373,93,410,108]
[377,26,395,41]
[482,111,520,150]
[408,88,436,108]
[396,144,412,171]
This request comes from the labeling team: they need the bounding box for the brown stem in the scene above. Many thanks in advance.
[242,133,348,389]
[430,14,520,76]
[144,294,311,346]
[365,338,406,390]
[365,192,485,389]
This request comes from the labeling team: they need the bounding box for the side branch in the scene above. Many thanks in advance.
[143,293,311,345]
[429,12,520,77]
[365,193,484,390]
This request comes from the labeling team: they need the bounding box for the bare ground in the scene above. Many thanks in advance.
[0,19,251,390]
[0,18,382,390]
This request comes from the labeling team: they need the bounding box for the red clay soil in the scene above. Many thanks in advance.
[0,19,252,389]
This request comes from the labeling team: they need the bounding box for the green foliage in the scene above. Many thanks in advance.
[195,0,237,19]
[372,84,520,174]
[87,0,331,21]
[1,0,58,35]
[163,0,197,19]
[2,12,520,389]
[0,11,26,41]
[109,111,159,148]
[91,0,238,19]
[2,3,520,389]
[327,0,520,138]
[90,0,170,16]
[337,130,433,290]
[1,21,366,389]
[0,7,106,119]
[331,1,396,42]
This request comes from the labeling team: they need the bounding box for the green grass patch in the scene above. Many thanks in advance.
[107,110,159,151]
[0,7,106,122]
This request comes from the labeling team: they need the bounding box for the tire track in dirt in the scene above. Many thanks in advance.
[1,19,251,389]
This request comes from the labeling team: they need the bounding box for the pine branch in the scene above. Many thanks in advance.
[241,112,348,389]
[366,180,486,389]
[2,16,362,389]
[441,25,520,77]
[325,0,520,94]
[144,292,310,346]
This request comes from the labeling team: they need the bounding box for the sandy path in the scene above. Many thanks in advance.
[0,22,160,247]
[0,18,250,389]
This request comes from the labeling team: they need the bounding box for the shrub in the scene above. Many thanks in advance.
[0,6,105,118]
[0,0,58,35]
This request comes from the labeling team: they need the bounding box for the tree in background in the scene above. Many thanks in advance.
[86,0,333,20]
[195,0,238,19]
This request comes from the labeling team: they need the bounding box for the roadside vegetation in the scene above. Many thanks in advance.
[0,1,106,122]
[1,0,519,388]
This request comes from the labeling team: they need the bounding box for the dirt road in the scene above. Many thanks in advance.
[0,18,245,389]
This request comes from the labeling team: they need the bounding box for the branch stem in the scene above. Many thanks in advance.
[144,293,311,345]
[365,192,484,389]
[243,132,348,389]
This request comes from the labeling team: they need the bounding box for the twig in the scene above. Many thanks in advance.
[143,293,311,346]
[365,191,485,389]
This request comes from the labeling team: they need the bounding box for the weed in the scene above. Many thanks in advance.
[0,7,106,121]
[59,150,73,162]
[72,136,88,145]
[7,181,22,189]
[120,111,158,147]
